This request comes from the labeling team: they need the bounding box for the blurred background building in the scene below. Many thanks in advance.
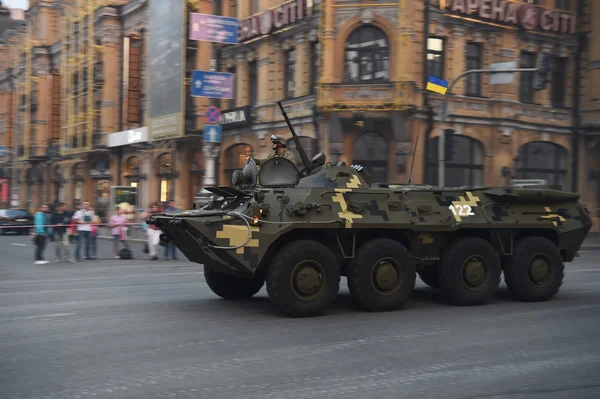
[0,0,598,229]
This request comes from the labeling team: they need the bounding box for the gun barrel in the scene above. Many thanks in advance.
[277,101,314,173]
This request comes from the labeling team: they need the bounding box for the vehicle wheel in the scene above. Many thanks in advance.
[503,236,564,302]
[438,237,502,306]
[347,239,416,312]
[204,266,264,299]
[418,267,440,288]
[266,240,340,318]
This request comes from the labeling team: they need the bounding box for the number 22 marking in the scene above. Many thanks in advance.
[449,204,475,217]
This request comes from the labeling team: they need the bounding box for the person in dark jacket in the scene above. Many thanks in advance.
[50,202,73,263]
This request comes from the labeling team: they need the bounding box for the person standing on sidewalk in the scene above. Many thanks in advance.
[109,206,129,258]
[33,204,50,265]
[143,202,162,260]
[73,201,94,261]
[50,202,73,263]
[163,200,179,260]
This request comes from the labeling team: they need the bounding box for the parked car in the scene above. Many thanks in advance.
[0,209,33,235]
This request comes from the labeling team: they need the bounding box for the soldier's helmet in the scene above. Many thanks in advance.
[270,135,286,147]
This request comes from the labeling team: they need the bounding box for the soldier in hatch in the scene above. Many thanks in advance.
[253,135,297,166]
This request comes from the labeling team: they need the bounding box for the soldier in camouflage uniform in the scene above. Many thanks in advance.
[253,135,297,166]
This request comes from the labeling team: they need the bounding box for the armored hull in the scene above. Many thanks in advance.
[149,159,593,317]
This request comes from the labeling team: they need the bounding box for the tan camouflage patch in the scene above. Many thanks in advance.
[419,233,434,244]
[216,225,260,254]
[450,191,481,222]
[346,174,362,189]
[541,206,566,226]
[332,188,363,228]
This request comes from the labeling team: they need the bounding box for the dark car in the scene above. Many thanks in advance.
[0,209,33,235]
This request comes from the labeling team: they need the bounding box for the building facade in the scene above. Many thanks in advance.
[0,0,598,229]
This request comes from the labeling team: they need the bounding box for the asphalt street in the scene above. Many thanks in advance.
[1,234,600,399]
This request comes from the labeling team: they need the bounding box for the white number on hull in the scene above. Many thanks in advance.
[449,204,475,217]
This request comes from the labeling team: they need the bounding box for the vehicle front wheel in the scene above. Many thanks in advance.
[204,266,264,299]
[266,240,340,318]
[503,236,564,302]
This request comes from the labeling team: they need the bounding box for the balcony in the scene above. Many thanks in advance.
[28,145,48,161]
[317,82,413,112]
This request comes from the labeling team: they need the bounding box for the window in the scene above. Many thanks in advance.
[515,142,567,189]
[427,37,445,79]
[465,43,482,97]
[551,57,567,107]
[556,0,570,10]
[228,66,236,109]
[344,25,390,82]
[225,144,253,185]
[519,51,536,104]
[426,135,484,187]
[248,60,257,105]
[310,42,319,95]
[353,132,388,183]
[284,49,296,98]
[251,0,259,15]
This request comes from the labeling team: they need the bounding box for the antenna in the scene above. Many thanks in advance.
[276,101,315,174]
[407,119,423,185]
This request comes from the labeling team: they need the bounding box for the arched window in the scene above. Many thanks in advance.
[426,135,484,187]
[515,142,567,189]
[344,25,390,82]
[353,132,388,183]
[224,144,253,185]
[156,153,174,202]
[286,137,317,170]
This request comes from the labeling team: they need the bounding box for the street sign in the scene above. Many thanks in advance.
[205,106,221,124]
[489,61,517,85]
[204,124,223,143]
[189,13,239,45]
[191,70,234,99]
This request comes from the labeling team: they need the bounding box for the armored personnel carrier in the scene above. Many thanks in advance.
[148,102,593,318]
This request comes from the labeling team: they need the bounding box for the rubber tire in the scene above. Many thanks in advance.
[503,236,564,302]
[438,237,502,306]
[418,267,440,288]
[204,266,264,299]
[347,238,416,312]
[266,240,340,318]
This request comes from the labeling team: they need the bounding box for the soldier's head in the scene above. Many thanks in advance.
[270,135,286,153]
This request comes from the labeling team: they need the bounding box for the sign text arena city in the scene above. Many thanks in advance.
[445,0,576,35]
[238,0,308,43]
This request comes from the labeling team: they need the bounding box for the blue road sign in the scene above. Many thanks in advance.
[204,124,223,143]
[191,70,234,99]
[189,13,239,45]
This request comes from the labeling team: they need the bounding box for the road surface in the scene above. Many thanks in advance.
[1,235,599,399]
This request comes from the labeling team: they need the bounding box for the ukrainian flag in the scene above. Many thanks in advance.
[426,76,448,95]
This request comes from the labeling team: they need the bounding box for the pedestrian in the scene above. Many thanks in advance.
[90,207,100,259]
[109,206,129,259]
[33,204,50,264]
[143,202,162,260]
[72,200,94,261]
[50,202,73,263]
[163,199,179,260]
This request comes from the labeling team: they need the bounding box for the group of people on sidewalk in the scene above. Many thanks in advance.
[31,199,180,264]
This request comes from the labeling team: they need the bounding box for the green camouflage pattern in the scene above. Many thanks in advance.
[148,159,593,277]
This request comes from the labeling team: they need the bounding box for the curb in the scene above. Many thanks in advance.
[580,245,600,250]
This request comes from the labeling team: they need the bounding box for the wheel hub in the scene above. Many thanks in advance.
[371,259,403,296]
[462,257,487,289]
[290,261,325,301]
[529,257,550,285]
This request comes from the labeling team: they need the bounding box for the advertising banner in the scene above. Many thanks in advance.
[110,186,139,221]
[147,0,186,140]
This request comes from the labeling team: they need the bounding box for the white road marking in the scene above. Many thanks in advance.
[568,269,600,273]
[0,272,204,285]
[3,312,78,321]
[10,243,27,247]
